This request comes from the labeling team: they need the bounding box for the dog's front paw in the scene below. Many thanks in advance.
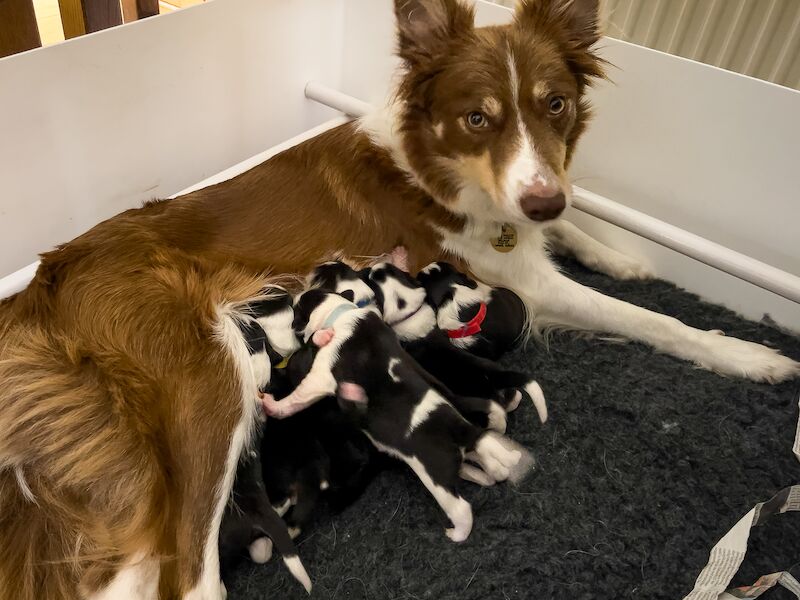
[697,332,800,383]
[588,251,655,281]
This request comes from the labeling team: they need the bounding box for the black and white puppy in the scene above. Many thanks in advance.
[416,261,527,360]
[261,289,534,542]
[308,261,376,309]
[367,262,548,425]
[219,435,312,594]
[235,286,300,392]
[261,343,379,537]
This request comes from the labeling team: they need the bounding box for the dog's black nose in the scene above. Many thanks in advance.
[520,191,566,222]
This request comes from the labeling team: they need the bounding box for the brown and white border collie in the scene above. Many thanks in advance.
[0,0,797,598]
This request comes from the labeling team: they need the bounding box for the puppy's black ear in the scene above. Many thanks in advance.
[395,0,474,66]
[340,289,355,303]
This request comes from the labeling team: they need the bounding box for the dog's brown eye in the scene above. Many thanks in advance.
[548,95,566,115]
[466,111,488,129]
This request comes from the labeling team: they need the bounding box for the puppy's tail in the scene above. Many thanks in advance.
[260,504,312,593]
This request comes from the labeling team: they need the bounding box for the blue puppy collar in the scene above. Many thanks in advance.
[323,303,357,329]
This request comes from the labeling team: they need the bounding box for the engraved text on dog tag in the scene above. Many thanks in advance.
[490,223,517,253]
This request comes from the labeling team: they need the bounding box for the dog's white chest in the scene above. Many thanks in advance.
[438,224,554,298]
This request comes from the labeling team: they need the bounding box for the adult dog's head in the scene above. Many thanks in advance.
[392,0,605,226]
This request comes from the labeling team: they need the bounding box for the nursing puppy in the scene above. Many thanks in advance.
[310,258,529,430]
[261,344,379,537]
[417,261,526,360]
[368,262,547,425]
[218,439,312,594]
[261,289,534,542]
[308,261,376,308]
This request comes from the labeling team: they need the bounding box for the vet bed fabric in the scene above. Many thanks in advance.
[227,260,800,600]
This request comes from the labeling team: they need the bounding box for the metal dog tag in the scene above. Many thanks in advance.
[490,223,517,253]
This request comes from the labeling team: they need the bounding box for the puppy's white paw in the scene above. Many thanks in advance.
[487,401,507,433]
[695,332,800,383]
[459,463,496,487]
[472,432,534,484]
[248,537,273,564]
[443,497,473,543]
[220,582,227,600]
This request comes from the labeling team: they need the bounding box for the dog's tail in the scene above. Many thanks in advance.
[259,504,312,594]
[0,325,164,600]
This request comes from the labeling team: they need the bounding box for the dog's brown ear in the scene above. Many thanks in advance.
[516,0,603,48]
[394,0,474,66]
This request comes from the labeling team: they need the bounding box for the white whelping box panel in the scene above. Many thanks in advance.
[0,0,798,331]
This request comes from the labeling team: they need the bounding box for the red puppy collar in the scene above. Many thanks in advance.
[447,302,487,339]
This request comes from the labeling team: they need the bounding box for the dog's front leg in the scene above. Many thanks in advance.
[530,268,800,383]
[544,220,654,280]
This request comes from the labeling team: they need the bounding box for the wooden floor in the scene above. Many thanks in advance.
[32,0,204,47]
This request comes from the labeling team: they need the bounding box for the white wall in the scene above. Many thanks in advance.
[0,0,344,276]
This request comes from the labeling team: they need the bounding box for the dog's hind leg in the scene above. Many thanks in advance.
[181,310,264,600]
[532,268,800,383]
[544,220,654,280]
[366,434,473,542]
[403,452,473,543]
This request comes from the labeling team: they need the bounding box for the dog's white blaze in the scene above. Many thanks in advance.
[258,307,299,358]
[388,357,402,383]
[187,306,264,600]
[366,436,473,543]
[372,266,428,326]
[86,552,159,600]
[503,48,549,213]
[408,390,447,434]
